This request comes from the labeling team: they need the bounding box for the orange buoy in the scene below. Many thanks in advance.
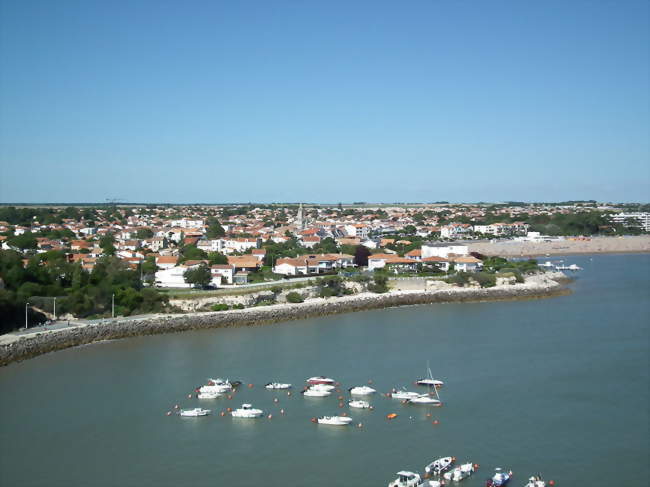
[341,412,348,417]
[337,396,344,401]
[548,481,555,486]
[473,464,480,469]
[220,411,225,417]
[248,383,253,388]
[338,402,344,408]
[226,407,232,412]
[310,417,317,423]
[386,413,398,420]
[267,414,273,419]
[426,413,432,418]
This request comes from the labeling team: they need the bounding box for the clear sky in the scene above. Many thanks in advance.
[0,0,648,204]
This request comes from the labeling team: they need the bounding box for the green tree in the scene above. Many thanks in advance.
[99,234,116,256]
[206,218,226,238]
[208,252,228,265]
[354,245,371,267]
[7,232,37,250]
[179,245,208,262]
[135,228,154,239]
[183,263,212,288]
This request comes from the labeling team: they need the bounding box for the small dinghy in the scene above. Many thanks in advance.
[523,475,546,487]
[231,404,264,418]
[313,416,353,426]
[265,382,292,389]
[349,385,377,395]
[179,408,210,417]
[348,399,371,409]
[443,463,476,482]
[388,470,423,487]
[486,468,511,486]
[425,456,455,475]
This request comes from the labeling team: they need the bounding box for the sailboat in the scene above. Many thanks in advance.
[416,361,444,388]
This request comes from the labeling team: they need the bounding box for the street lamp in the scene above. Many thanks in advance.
[25,302,29,330]
[53,297,57,321]
[112,293,115,319]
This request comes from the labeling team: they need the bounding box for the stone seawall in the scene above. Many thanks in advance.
[0,276,569,367]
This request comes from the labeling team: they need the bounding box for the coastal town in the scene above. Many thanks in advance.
[0,201,648,332]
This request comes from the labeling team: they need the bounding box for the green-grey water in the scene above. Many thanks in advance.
[0,254,648,487]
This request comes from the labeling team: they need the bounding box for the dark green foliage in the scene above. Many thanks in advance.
[312,237,339,254]
[135,228,154,239]
[354,246,371,267]
[179,245,208,263]
[446,271,471,287]
[211,303,229,311]
[6,232,37,250]
[286,291,304,303]
[206,218,226,238]
[207,252,228,265]
[482,257,538,274]
[183,263,212,288]
[472,273,496,288]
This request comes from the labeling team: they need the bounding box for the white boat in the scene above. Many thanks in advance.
[407,394,441,405]
[306,376,336,385]
[425,456,455,475]
[388,471,423,487]
[309,383,336,392]
[416,362,444,388]
[487,468,511,486]
[302,388,331,397]
[443,463,475,481]
[539,261,554,268]
[348,399,371,409]
[179,408,210,417]
[567,264,582,271]
[349,385,376,395]
[315,415,353,426]
[390,389,420,400]
[265,382,292,389]
[523,476,546,487]
[231,404,264,418]
[197,391,221,399]
[199,384,230,394]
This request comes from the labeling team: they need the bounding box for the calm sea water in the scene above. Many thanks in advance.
[0,254,648,487]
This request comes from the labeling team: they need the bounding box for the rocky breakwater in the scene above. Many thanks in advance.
[0,272,569,367]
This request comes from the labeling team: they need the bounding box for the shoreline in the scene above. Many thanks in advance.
[0,273,569,367]
[467,235,650,257]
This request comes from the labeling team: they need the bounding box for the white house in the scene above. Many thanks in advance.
[210,264,233,285]
[344,224,369,240]
[440,224,472,239]
[170,218,204,229]
[197,238,225,253]
[421,243,469,259]
[155,265,192,288]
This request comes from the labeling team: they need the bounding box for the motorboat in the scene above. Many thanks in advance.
[179,408,210,417]
[416,362,444,388]
[349,385,376,395]
[306,376,336,385]
[390,389,420,400]
[200,378,233,393]
[539,261,554,268]
[265,382,292,389]
[310,383,336,392]
[425,456,455,476]
[523,476,546,487]
[567,264,582,271]
[348,399,371,409]
[486,468,511,486]
[197,391,221,399]
[443,463,475,482]
[314,416,353,426]
[487,468,511,486]
[388,471,423,487]
[302,388,331,397]
[231,404,264,418]
[407,394,442,405]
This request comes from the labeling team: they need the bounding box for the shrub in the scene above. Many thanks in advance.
[368,275,389,293]
[233,303,245,309]
[270,286,282,294]
[286,292,304,303]
[211,303,229,311]
[472,272,496,288]
[445,271,471,287]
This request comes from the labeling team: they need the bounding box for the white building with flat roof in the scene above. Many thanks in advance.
[611,212,650,232]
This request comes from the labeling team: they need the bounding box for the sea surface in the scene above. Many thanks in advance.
[0,254,648,487]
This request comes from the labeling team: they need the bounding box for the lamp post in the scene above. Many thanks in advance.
[112,293,115,319]
[53,297,57,321]
[25,302,29,330]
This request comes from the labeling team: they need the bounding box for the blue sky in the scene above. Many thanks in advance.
[1,0,648,203]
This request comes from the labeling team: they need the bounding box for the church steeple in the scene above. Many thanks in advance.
[296,203,304,230]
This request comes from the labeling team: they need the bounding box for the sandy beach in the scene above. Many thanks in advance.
[468,235,650,257]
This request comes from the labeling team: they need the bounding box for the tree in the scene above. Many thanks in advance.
[183,264,212,288]
[354,245,371,267]
[99,234,116,256]
[135,228,154,239]
[179,245,208,262]
[7,232,37,250]
[208,252,228,265]
[206,218,226,238]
